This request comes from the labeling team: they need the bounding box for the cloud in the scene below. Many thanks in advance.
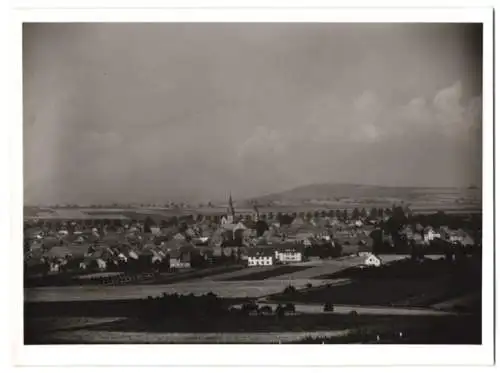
[433,81,465,129]
[354,90,379,114]
[237,126,286,159]
[23,24,482,203]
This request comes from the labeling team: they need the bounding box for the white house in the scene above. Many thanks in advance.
[150,227,161,235]
[49,262,60,272]
[118,253,128,262]
[275,249,303,263]
[247,248,275,266]
[79,257,107,271]
[423,227,441,243]
[364,254,382,267]
[96,258,107,270]
[128,250,139,260]
[248,255,274,266]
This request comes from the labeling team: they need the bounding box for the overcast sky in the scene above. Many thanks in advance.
[23,23,482,205]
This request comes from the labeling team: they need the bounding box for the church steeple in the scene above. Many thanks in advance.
[228,192,235,218]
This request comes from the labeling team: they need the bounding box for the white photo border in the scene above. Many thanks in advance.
[9,6,494,367]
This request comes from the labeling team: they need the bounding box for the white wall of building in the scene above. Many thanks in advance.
[248,256,273,266]
[275,251,302,263]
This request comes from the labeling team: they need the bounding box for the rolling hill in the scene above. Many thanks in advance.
[244,183,481,211]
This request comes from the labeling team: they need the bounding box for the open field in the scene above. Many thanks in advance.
[220,265,314,281]
[431,293,481,311]
[147,265,245,285]
[269,277,453,307]
[25,311,479,344]
[28,329,350,344]
[271,255,405,280]
[24,317,125,333]
[24,279,330,302]
[25,183,481,223]
[201,265,284,281]
[272,260,364,280]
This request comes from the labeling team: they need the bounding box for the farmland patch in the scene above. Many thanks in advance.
[221,266,313,281]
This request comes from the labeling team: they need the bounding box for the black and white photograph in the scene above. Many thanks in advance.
[16,6,493,364]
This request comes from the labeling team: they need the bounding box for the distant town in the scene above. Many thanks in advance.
[24,187,482,344]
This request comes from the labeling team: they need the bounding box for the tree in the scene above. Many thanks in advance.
[370,228,384,254]
[283,285,297,294]
[275,304,285,318]
[343,209,349,221]
[259,305,273,315]
[404,204,413,217]
[256,220,269,237]
[360,208,368,218]
[143,216,154,233]
[368,208,378,220]
[351,208,360,220]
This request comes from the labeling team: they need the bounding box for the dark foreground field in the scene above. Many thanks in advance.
[25,312,480,345]
[271,259,481,308]
[24,297,481,344]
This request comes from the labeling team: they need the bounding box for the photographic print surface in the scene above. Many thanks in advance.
[23,22,482,345]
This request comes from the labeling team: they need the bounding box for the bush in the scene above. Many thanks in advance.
[323,302,334,312]
[283,285,297,294]
[259,305,273,315]
[306,283,313,289]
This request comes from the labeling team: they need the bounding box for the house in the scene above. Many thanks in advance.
[79,257,107,271]
[192,236,210,246]
[246,247,275,266]
[74,235,86,244]
[448,229,466,244]
[233,221,248,232]
[163,238,185,252]
[364,254,382,267]
[45,245,73,260]
[358,249,372,257]
[185,227,197,238]
[150,227,161,235]
[169,250,191,268]
[275,249,303,263]
[128,249,139,260]
[273,243,305,263]
[290,216,305,227]
[303,238,313,247]
[173,232,186,241]
[423,226,441,243]
[353,220,363,228]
